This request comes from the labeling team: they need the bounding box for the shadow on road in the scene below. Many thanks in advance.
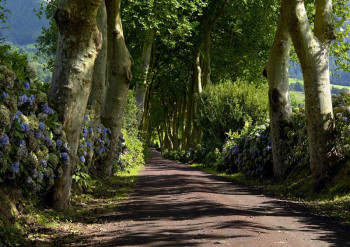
[45,149,350,247]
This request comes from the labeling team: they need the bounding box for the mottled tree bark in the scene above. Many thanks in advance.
[266,2,292,180]
[49,0,103,210]
[101,0,132,178]
[285,0,336,187]
[135,29,155,123]
[87,1,107,173]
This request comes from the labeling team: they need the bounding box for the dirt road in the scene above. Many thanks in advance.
[68,149,350,247]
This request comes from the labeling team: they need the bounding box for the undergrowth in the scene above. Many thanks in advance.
[1,162,144,246]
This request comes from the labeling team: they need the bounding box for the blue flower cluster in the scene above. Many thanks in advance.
[76,114,114,173]
[218,124,274,178]
[0,76,67,194]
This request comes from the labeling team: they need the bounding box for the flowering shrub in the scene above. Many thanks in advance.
[0,64,66,194]
[219,121,273,178]
[163,92,350,180]
[333,91,350,157]
[0,60,135,196]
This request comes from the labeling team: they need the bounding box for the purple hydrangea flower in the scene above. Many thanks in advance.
[83,115,89,121]
[102,128,107,134]
[79,156,85,163]
[0,133,10,146]
[89,127,93,133]
[20,123,30,133]
[61,152,69,163]
[83,151,87,156]
[38,172,43,180]
[56,139,63,147]
[42,104,54,115]
[1,92,9,98]
[34,131,42,139]
[18,94,29,106]
[23,82,30,89]
[39,122,46,131]
[99,148,105,153]
[12,115,20,123]
[29,95,35,105]
[19,139,26,147]
[11,162,20,174]
[45,137,52,147]
[343,117,348,122]
[26,176,33,184]
[86,141,92,148]
[40,159,47,168]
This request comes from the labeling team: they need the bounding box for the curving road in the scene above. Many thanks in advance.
[72,149,350,247]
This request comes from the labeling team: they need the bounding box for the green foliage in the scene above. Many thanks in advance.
[197,80,269,149]
[332,0,350,72]
[123,90,142,137]
[333,92,350,157]
[113,90,147,172]
[211,0,278,82]
[0,0,10,40]
[72,171,93,191]
[289,81,304,92]
[35,0,58,71]
[118,129,145,171]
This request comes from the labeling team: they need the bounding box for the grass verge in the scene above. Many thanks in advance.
[6,163,144,246]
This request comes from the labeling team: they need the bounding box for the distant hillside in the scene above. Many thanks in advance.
[1,0,48,45]
[290,58,350,86]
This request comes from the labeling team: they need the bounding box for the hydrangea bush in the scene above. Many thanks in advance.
[0,64,132,196]
[163,92,350,179]
[0,64,66,193]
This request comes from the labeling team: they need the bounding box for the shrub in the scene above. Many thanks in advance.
[197,79,269,150]
[0,46,147,197]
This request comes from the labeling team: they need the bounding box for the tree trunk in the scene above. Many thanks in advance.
[49,0,103,210]
[157,125,164,150]
[202,25,211,88]
[285,0,336,187]
[101,0,132,179]
[266,2,292,180]
[183,50,201,150]
[87,1,108,173]
[135,29,155,123]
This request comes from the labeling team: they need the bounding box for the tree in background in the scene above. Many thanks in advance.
[101,0,133,178]
[266,1,292,180]
[86,2,108,172]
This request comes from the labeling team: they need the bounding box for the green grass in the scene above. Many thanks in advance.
[20,163,144,245]
[290,91,305,105]
[331,84,350,90]
[290,77,350,91]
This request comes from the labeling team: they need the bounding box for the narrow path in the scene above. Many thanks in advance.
[72,149,350,246]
